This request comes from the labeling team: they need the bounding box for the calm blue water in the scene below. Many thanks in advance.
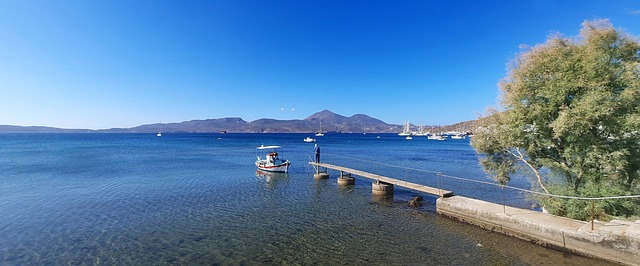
[0,133,612,265]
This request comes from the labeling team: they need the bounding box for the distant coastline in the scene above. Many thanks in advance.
[0,110,477,134]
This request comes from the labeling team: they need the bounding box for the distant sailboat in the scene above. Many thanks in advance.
[415,124,427,136]
[398,122,411,136]
[157,119,162,137]
[428,133,447,140]
[315,121,325,137]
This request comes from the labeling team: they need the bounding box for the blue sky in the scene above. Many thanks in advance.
[1,0,639,129]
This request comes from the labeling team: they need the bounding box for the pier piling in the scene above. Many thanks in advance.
[337,171,355,186]
[372,181,394,196]
[313,165,329,179]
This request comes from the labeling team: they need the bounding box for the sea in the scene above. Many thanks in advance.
[0,133,614,265]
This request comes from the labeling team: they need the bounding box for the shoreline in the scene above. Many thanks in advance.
[437,196,640,266]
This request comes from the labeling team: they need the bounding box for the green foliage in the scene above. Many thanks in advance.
[471,20,640,220]
[541,182,640,221]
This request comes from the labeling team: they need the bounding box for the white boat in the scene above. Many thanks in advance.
[451,134,466,139]
[304,137,316,142]
[398,121,412,136]
[255,145,291,173]
[315,122,325,136]
[405,136,413,140]
[428,134,447,140]
[156,132,162,137]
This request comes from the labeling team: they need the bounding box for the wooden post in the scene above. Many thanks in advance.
[437,173,442,198]
[502,186,506,214]
[591,200,595,231]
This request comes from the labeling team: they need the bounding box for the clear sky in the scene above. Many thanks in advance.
[1,0,639,129]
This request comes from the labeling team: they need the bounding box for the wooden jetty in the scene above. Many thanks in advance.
[309,162,454,197]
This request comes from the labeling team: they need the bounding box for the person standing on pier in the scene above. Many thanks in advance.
[314,144,320,163]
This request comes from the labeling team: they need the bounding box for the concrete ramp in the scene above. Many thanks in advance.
[437,196,640,266]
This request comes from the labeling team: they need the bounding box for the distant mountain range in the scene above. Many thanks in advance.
[0,110,477,134]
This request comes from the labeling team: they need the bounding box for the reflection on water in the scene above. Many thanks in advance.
[256,169,289,189]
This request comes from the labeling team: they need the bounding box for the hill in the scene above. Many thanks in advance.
[96,110,400,133]
[0,110,476,134]
[0,125,92,133]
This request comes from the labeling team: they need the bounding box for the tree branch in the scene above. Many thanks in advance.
[507,148,550,194]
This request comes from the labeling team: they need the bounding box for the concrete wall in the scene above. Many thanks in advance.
[436,196,640,266]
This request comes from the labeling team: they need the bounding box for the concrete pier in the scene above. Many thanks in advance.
[309,161,640,265]
[437,196,640,265]
[308,162,453,197]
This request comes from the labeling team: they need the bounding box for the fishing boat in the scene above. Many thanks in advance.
[304,137,316,142]
[255,145,291,173]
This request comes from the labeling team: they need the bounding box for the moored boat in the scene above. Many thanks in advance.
[398,121,412,136]
[304,137,316,142]
[315,121,325,136]
[427,134,447,140]
[255,145,291,172]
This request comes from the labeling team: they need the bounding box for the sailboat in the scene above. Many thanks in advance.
[315,121,325,137]
[415,124,427,136]
[156,119,162,137]
[398,122,411,136]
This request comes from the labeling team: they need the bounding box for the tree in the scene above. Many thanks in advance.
[471,20,640,220]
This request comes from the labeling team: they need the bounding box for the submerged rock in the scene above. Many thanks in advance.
[407,196,423,207]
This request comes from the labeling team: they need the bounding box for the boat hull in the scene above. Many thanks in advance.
[256,160,290,173]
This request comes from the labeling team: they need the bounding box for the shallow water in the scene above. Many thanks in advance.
[0,133,614,265]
